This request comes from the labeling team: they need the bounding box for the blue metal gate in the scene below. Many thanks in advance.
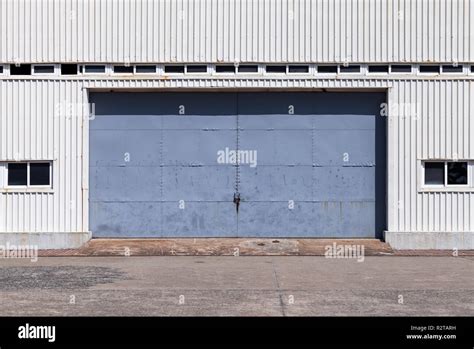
[89,92,386,238]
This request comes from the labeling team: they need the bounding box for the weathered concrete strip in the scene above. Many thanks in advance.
[37,238,394,257]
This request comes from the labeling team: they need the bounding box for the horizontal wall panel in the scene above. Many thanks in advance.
[0,0,473,64]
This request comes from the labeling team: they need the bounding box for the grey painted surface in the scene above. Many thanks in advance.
[384,231,474,250]
[2,256,473,316]
[89,92,386,237]
[0,232,92,249]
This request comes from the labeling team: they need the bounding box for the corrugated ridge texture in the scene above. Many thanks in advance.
[0,80,85,233]
[0,0,473,63]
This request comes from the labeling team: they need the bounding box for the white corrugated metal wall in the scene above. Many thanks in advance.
[1,0,473,63]
[389,79,474,233]
[0,80,86,233]
[0,0,473,242]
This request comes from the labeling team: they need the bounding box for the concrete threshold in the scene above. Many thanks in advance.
[36,238,398,256]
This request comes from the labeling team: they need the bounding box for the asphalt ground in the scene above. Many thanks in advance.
[0,256,472,316]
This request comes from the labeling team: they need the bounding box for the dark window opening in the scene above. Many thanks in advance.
[8,163,27,186]
[113,65,134,73]
[266,65,286,73]
[164,65,185,73]
[186,65,207,73]
[339,65,361,73]
[288,65,309,73]
[33,65,55,74]
[317,65,338,73]
[442,65,463,73]
[84,65,106,73]
[447,162,468,185]
[238,65,258,73]
[215,65,236,73]
[0,66,3,74]
[424,162,445,185]
[135,65,156,73]
[419,65,440,73]
[368,65,389,73]
[10,64,31,75]
[30,163,51,186]
[391,65,412,73]
[61,64,78,75]
[6,162,52,187]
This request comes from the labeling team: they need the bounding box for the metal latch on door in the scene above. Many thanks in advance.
[233,192,241,213]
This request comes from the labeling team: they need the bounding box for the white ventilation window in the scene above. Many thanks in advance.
[441,65,464,74]
[164,65,185,74]
[33,65,56,75]
[423,161,470,187]
[4,162,52,188]
[390,65,412,74]
[424,162,445,185]
[10,64,31,75]
[317,65,338,74]
[368,65,389,73]
[339,65,361,73]
[61,64,78,75]
[419,65,440,74]
[447,162,468,185]
[237,65,259,73]
[215,65,236,73]
[84,65,107,74]
[113,65,134,74]
[186,65,207,73]
[288,65,309,73]
[135,65,157,73]
[266,65,286,74]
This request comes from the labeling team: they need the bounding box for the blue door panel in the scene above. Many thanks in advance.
[90,166,162,202]
[91,92,237,116]
[238,92,319,116]
[163,130,236,166]
[312,93,384,115]
[312,114,375,130]
[89,201,162,237]
[239,166,313,201]
[239,114,314,130]
[239,130,313,166]
[162,114,236,130]
[89,130,130,166]
[235,92,384,237]
[161,202,236,236]
[310,202,375,237]
[312,167,375,201]
[91,115,163,130]
[313,130,375,166]
[338,201,376,236]
[89,129,162,167]
[89,92,386,238]
[90,92,238,237]
[311,202,344,235]
[237,202,315,236]
[162,166,234,201]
